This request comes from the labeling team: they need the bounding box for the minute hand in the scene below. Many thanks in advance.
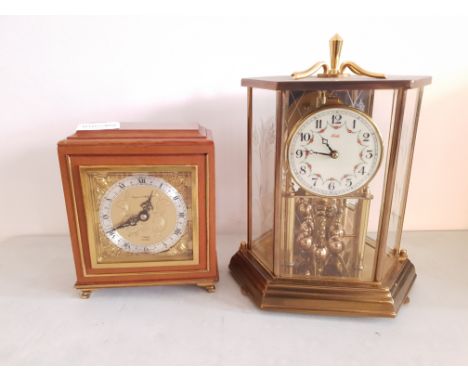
[113,213,141,230]
[311,150,334,157]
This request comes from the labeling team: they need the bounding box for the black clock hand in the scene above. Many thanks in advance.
[113,192,155,231]
[321,137,334,153]
[113,213,142,230]
[320,138,339,159]
[140,191,154,212]
[311,150,334,157]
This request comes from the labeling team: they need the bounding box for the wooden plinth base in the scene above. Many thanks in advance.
[229,246,416,318]
[75,279,217,299]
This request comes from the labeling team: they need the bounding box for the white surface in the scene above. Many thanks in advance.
[1,10,468,242]
[1,232,467,365]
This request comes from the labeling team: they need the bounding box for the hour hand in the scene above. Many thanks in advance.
[320,138,339,159]
[140,191,154,212]
[321,137,334,152]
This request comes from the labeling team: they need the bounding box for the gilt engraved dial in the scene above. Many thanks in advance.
[99,175,187,253]
[288,106,383,196]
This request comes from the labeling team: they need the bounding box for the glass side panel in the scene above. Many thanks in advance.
[277,89,396,281]
[250,88,276,271]
[387,88,421,252]
[366,89,397,238]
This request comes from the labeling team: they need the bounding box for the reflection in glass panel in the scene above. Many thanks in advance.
[366,89,397,239]
[387,88,421,252]
[250,89,276,270]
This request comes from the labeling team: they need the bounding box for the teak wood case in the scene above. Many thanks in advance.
[58,124,218,295]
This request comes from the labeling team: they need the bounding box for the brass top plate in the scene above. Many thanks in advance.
[241,75,432,91]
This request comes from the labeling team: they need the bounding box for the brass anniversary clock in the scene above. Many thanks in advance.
[58,124,218,298]
[230,35,431,317]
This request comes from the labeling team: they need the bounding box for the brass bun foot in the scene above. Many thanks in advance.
[229,246,416,318]
[241,286,250,296]
[197,284,216,293]
[79,289,94,299]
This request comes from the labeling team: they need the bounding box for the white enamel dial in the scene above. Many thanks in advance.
[99,175,187,254]
[288,106,383,196]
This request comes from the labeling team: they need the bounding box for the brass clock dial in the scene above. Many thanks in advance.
[99,175,187,254]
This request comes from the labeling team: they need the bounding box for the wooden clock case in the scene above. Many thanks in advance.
[58,124,218,297]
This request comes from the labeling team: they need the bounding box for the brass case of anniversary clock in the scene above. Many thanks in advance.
[230,76,431,317]
[58,124,218,298]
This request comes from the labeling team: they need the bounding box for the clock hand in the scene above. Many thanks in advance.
[311,150,334,157]
[321,137,334,152]
[113,192,156,231]
[320,138,339,159]
[113,213,142,230]
[140,191,154,212]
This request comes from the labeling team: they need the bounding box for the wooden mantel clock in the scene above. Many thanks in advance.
[58,123,218,298]
[229,34,431,317]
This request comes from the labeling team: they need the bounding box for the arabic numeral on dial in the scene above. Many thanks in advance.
[300,132,311,142]
[345,179,353,187]
[299,165,307,175]
[328,181,336,190]
[332,113,342,124]
[178,212,185,218]
[102,214,109,220]
[138,176,146,183]
[314,120,322,130]
[312,178,319,187]
[357,165,367,175]
[118,183,125,189]
[365,150,374,159]
[174,228,182,235]
[295,149,304,158]
[362,132,370,142]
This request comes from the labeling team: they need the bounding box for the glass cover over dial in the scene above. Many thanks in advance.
[99,175,187,253]
[288,106,383,196]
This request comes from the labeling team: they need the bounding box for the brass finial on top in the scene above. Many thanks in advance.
[329,33,343,76]
[291,34,385,80]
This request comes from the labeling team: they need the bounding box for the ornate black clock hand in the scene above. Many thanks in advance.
[320,138,339,159]
[114,192,155,231]
[113,213,142,230]
[321,137,334,152]
[140,191,154,212]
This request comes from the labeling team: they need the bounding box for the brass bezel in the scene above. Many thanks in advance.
[79,165,200,270]
[285,104,384,198]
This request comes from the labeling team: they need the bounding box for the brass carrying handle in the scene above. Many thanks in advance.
[291,34,385,79]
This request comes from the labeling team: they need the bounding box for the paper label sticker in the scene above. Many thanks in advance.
[76,122,120,131]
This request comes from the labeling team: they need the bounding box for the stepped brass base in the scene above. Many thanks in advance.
[229,246,416,318]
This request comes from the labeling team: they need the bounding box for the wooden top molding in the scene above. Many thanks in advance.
[241,75,432,91]
[65,123,207,141]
